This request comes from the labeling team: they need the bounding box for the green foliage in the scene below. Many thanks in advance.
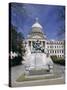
[51,55,57,60]
[11,56,22,66]
[10,24,25,66]
[51,55,65,66]
[11,25,18,52]
[10,24,25,54]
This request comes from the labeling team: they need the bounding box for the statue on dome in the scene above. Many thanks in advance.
[36,17,39,22]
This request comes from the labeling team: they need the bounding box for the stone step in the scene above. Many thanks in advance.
[29,69,50,75]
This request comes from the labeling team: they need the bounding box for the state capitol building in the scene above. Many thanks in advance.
[25,18,64,58]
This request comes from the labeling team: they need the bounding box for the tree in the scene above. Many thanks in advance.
[17,32,25,56]
[10,24,25,66]
[11,25,18,52]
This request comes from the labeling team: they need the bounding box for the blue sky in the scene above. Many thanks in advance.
[11,3,65,40]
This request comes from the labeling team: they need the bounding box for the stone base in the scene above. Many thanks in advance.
[29,70,50,75]
[25,69,53,76]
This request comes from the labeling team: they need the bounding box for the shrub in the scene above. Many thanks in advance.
[11,56,22,66]
[51,55,65,66]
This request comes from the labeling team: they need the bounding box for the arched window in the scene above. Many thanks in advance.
[55,46,56,48]
[53,50,54,53]
[55,50,56,53]
[50,46,51,48]
[57,50,58,53]
[47,46,49,48]
[62,50,64,53]
[50,50,51,53]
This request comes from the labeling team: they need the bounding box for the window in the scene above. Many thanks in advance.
[55,46,56,48]
[53,50,54,53]
[55,50,56,53]
[50,46,51,48]
[51,46,53,48]
[47,46,49,48]
[50,50,51,53]
[62,50,64,53]
[57,50,59,53]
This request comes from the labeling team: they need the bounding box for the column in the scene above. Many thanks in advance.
[31,41,32,51]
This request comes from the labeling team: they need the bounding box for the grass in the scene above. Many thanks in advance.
[16,73,60,82]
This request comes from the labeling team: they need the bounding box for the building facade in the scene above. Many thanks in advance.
[25,18,64,58]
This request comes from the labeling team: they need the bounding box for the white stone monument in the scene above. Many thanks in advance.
[22,40,53,74]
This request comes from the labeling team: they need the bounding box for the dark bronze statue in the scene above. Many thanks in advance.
[32,40,44,53]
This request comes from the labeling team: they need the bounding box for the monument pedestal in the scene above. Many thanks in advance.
[24,52,53,75]
[23,41,53,76]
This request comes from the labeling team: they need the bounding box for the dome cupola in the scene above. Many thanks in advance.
[27,18,46,39]
[32,18,43,29]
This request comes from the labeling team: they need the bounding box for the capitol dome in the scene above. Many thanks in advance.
[31,18,43,34]
[27,18,46,39]
[32,18,43,29]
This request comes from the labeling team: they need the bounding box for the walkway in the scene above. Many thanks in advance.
[11,64,65,87]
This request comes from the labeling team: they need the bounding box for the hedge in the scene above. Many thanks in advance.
[51,55,65,66]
